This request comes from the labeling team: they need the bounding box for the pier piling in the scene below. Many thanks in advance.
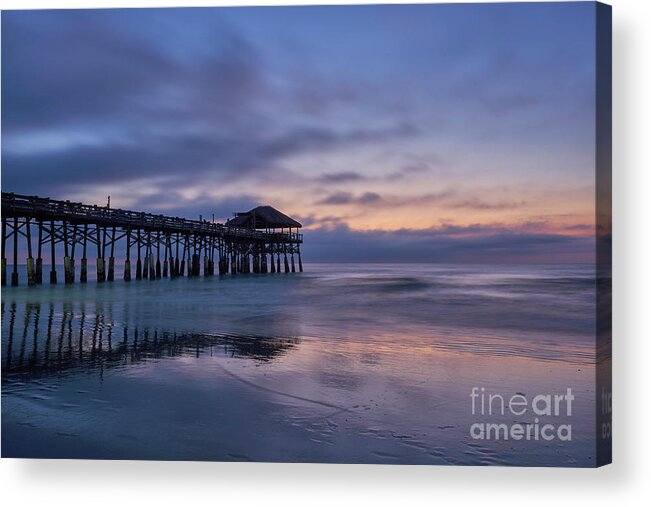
[49,220,57,284]
[35,220,43,284]
[26,218,35,286]
[12,217,19,287]
[108,227,116,281]
[124,230,131,281]
[156,232,162,279]
[80,224,88,283]
[1,217,6,286]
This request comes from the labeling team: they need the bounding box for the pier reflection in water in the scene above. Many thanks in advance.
[2,300,298,380]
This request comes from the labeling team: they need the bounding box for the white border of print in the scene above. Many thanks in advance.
[1,1,649,506]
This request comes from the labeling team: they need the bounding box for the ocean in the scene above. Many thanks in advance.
[1,263,598,465]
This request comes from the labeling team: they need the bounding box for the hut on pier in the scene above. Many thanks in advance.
[227,206,303,273]
[227,206,302,234]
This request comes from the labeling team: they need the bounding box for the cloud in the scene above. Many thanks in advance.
[302,224,594,263]
[2,10,420,197]
[2,11,181,131]
[447,197,526,210]
[316,191,383,206]
[2,122,418,195]
[386,162,436,181]
[317,171,366,183]
[313,189,521,211]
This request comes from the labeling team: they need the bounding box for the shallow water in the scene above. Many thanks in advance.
[2,263,597,465]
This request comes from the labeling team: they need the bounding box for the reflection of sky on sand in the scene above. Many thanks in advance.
[2,263,597,465]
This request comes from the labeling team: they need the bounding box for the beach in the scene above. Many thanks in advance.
[2,263,597,465]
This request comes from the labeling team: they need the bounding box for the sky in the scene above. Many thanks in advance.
[1,3,598,263]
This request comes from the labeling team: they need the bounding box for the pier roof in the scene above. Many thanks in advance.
[227,206,302,230]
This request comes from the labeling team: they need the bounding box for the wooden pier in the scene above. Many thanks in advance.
[1,192,303,287]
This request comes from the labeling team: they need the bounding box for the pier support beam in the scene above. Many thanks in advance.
[98,227,106,283]
[149,252,156,281]
[1,217,6,286]
[62,222,73,284]
[291,254,296,273]
[49,220,57,284]
[96,225,105,283]
[108,257,115,282]
[97,258,105,283]
[12,217,19,286]
[80,224,87,283]
[192,253,200,277]
[80,258,87,283]
[136,230,142,280]
[142,247,149,279]
[124,230,131,281]
[163,235,170,278]
[35,258,42,284]
[174,234,180,277]
[27,257,36,286]
[107,227,116,281]
[35,221,43,284]
[124,259,131,281]
[26,218,35,286]
[298,252,303,272]
[64,256,74,285]
[156,232,161,279]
